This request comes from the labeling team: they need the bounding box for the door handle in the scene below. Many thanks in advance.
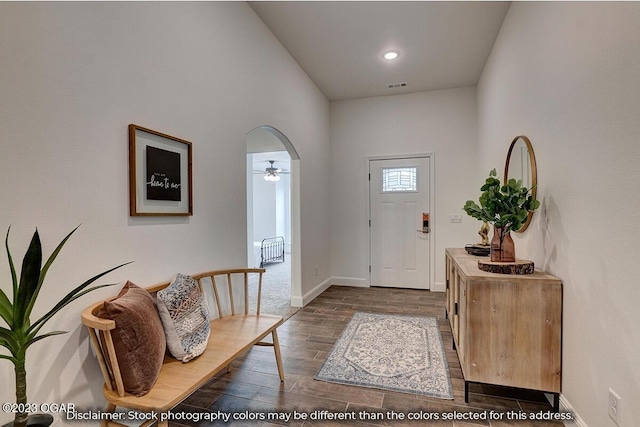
[416,229,429,234]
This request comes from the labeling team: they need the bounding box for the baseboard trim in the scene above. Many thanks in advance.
[290,277,332,307]
[560,394,588,427]
[330,277,369,287]
[432,281,445,292]
[290,294,303,307]
[328,277,445,291]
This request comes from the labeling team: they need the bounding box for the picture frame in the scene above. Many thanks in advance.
[129,124,193,216]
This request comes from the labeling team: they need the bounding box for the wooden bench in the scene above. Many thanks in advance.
[81,268,284,427]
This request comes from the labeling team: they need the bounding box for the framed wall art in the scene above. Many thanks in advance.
[129,124,193,216]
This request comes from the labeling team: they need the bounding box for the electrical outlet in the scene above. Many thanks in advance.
[450,214,463,223]
[609,388,622,426]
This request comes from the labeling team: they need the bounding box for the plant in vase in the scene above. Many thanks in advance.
[463,169,540,262]
[0,226,130,427]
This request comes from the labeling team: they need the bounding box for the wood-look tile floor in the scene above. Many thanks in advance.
[172,286,565,426]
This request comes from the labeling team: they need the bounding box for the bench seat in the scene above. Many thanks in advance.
[81,268,284,427]
[103,314,283,413]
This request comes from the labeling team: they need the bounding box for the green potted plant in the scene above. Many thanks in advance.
[463,169,540,262]
[0,226,129,427]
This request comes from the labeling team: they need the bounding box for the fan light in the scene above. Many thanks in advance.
[264,160,281,182]
[383,51,399,60]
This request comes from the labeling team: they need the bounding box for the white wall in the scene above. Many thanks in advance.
[252,173,277,241]
[251,171,290,244]
[330,87,479,289]
[275,173,291,248]
[0,1,330,420]
[477,2,640,426]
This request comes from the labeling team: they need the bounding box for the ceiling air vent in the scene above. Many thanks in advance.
[387,82,408,89]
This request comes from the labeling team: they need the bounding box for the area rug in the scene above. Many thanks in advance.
[315,312,453,399]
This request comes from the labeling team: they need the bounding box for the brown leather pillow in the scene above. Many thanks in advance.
[98,281,166,396]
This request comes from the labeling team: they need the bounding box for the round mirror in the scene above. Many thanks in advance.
[504,135,537,232]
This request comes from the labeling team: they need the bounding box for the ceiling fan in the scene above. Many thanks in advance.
[256,160,289,181]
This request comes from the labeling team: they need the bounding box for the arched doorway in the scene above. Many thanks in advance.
[246,126,302,315]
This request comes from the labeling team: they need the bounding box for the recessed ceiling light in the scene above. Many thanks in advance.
[383,51,399,60]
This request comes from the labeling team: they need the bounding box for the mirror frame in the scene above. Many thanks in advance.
[504,135,537,233]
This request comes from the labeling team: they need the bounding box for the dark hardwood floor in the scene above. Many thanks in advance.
[172,286,565,426]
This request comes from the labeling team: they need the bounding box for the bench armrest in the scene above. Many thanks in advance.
[81,301,116,330]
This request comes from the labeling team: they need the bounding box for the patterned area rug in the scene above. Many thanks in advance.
[315,312,453,399]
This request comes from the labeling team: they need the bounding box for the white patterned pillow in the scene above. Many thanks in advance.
[156,274,210,362]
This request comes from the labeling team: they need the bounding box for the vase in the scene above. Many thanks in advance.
[490,226,515,262]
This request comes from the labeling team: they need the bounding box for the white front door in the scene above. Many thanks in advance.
[369,157,430,289]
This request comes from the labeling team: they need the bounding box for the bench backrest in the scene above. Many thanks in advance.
[80,268,266,397]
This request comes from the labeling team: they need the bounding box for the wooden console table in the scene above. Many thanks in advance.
[445,248,562,409]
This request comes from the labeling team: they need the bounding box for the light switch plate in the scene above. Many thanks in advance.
[450,214,463,223]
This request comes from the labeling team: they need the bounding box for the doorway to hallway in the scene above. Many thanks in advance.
[246,126,301,317]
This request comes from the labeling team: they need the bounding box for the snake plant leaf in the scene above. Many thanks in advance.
[0,353,18,363]
[24,331,67,351]
[14,231,42,331]
[23,226,80,329]
[27,279,125,338]
[0,288,12,328]
[0,326,19,354]
[5,228,18,314]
